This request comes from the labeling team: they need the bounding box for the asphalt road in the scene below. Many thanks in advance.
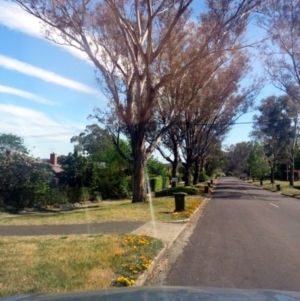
[165,177,300,292]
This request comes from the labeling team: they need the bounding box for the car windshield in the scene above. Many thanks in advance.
[1,0,300,299]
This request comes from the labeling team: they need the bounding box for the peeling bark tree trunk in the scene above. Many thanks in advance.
[131,134,147,203]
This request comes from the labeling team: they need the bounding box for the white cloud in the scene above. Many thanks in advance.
[0,104,62,130]
[0,1,89,62]
[0,84,56,105]
[0,1,41,38]
[0,104,84,157]
[0,104,85,135]
[0,54,100,96]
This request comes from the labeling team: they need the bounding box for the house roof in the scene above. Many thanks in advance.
[49,164,64,173]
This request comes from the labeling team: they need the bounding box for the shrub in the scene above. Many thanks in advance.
[178,174,183,183]
[98,177,130,200]
[90,191,102,202]
[162,177,169,189]
[44,188,67,205]
[155,186,199,197]
[199,171,208,182]
[125,176,133,193]
[149,176,163,192]
[65,187,90,203]
[3,206,19,214]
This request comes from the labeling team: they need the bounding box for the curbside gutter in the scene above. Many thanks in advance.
[133,197,211,287]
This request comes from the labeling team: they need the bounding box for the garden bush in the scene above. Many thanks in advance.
[162,177,169,189]
[149,176,163,192]
[45,188,67,205]
[199,171,209,182]
[65,187,90,203]
[90,191,102,202]
[155,186,199,197]
[98,177,130,200]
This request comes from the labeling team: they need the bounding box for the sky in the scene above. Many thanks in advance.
[0,1,280,160]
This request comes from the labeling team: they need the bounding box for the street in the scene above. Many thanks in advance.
[165,177,300,291]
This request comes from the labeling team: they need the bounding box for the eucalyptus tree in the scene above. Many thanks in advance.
[258,0,300,103]
[14,0,263,202]
[251,95,300,185]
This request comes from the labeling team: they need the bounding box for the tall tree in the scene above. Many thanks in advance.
[14,0,262,202]
[59,151,99,191]
[282,99,300,186]
[248,142,270,185]
[156,125,182,187]
[251,95,298,184]
[204,144,227,177]
[258,0,300,103]
[179,50,258,186]
[226,141,253,175]
[70,124,112,155]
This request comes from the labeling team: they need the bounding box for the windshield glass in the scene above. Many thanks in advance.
[1,0,300,299]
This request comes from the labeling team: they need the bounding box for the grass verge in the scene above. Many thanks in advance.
[252,180,300,198]
[0,234,163,298]
[0,197,203,226]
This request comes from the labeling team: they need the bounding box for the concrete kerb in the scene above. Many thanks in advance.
[133,197,211,287]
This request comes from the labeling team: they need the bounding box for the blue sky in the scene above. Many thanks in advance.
[0,1,280,160]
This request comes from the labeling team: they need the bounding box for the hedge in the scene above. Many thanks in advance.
[155,186,199,197]
[162,177,169,189]
[149,176,163,192]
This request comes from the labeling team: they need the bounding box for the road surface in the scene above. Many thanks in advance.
[165,177,300,291]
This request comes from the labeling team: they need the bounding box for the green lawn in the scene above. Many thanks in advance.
[0,234,163,297]
[0,197,203,226]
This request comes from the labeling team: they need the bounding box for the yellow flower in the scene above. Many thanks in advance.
[142,263,150,269]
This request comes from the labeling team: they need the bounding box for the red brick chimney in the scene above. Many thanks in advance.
[50,153,58,166]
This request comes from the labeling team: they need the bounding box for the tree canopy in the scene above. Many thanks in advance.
[0,133,28,154]
[247,143,270,183]
[251,95,299,183]
[13,0,263,202]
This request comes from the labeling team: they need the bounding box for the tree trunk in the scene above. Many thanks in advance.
[270,165,275,184]
[289,146,295,186]
[193,163,200,185]
[184,161,192,186]
[286,162,289,181]
[171,160,179,188]
[289,163,294,186]
[131,138,147,203]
